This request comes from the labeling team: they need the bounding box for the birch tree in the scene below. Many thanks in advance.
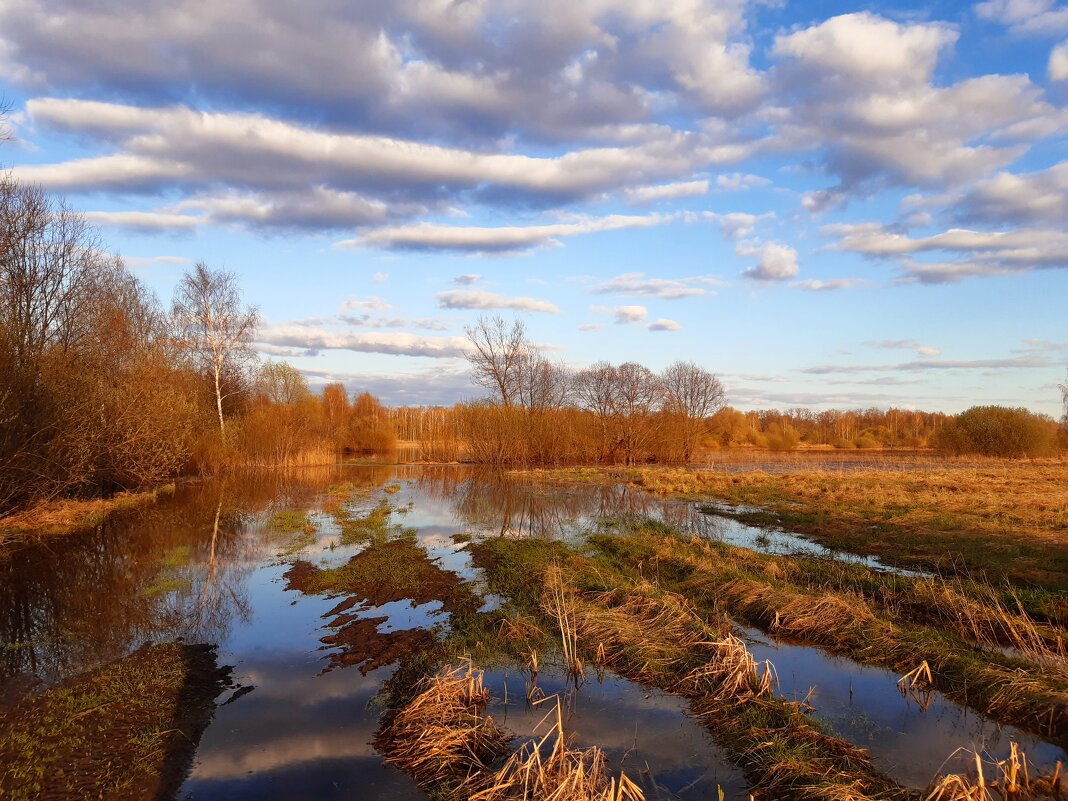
[172,262,259,440]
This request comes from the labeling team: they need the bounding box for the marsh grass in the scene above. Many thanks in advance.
[588,528,1068,744]
[926,744,1063,801]
[519,464,1068,589]
[0,642,228,801]
[378,661,645,801]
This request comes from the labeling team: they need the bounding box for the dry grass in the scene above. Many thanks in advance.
[0,484,173,546]
[378,661,644,801]
[592,531,1068,744]
[926,744,1063,801]
[469,698,645,801]
[377,662,511,791]
[543,563,583,676]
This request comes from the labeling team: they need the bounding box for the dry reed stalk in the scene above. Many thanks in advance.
[377,662,511,791]
[468,696,645,801]
[542,563,584,676]
[925,744,1063,801]
[681,633,776,701]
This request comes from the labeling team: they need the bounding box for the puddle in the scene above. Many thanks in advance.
[741,626,1067,788]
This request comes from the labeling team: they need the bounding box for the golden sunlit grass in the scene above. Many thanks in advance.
[0,484,174,548]
[589,529,1068,743]
[926,744,1063,801]
[518,462,1068,588]
[378,661,645,801]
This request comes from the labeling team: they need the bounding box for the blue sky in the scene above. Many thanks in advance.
[1,0,1066,413]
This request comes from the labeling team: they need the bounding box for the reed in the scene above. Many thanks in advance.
[469,697,645,801]
[926,744,1063,801]
[377,661,511,790]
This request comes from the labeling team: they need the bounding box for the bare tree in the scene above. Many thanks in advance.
[464,315,528,407]
[172,262,259,440]
[613,362,663,465]
[0,97,13,143]
[660,361,726,462]
[575,362,619,460]
[1060,369,1068,428]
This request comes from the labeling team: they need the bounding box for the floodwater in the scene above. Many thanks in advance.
[0,466,1062,799]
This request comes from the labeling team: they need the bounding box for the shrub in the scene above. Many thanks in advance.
[935,406,1060,458]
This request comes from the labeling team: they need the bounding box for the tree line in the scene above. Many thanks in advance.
[2,165,1065,515]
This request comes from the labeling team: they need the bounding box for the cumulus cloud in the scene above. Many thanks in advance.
[0,0,767,142]
[740,242,799,281]
[705,211,774,240]
[578,323,604,332]
[590,272,717,299]
[452,274,482,286]
[958,161,1068,224]
[770,13,1055,199]
[302,366,475,406]
[975,0,1068,35]
[591,305,648,324]
[1050,41,1068,80]
[648,318,682,331]
[340,214,681,254]
[435,290,560,314]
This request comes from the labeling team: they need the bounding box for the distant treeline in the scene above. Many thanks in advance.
[2,174,1066,515]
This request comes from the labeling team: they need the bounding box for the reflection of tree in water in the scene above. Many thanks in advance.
[415,469,725,541]
[0,470,358,684]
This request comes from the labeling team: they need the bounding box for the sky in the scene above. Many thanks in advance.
[0,0,1066,414]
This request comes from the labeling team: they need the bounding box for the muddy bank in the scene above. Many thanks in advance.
[0,641,231,801]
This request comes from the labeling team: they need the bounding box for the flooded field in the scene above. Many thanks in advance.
[1,466,1064,800]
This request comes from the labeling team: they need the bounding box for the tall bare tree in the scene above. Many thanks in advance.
[172,262,259,440]
[1060,369,1068,428]
[464,315,528,407]
[660,361,725,462]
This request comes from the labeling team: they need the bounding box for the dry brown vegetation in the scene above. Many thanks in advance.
[522,463,1068,588]
[377,661,645,801]
[588,527,1068,745]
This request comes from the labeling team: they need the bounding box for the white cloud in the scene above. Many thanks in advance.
[372,272,389,283]
[435,290,559,314]
[799,355,1052,374]
[578,323,604,332]
[705,211,774,240]
[452,274,481,286]
[740,242,799,281]
[864,339,941,358]
[340,213,681,254]
[826,222,1068,283]
[1050,41,1068,80]
[624,180,708,203]
[591,304,648,324]
[792,278,862,292]
[257,326,467,358]
[648,318,682,331]
[339,295,390,313]
[975,0,1068,35]
[82,209,200,232]
[590,272,715,299]
[958,161,1068,225]
[715,172,770,191]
